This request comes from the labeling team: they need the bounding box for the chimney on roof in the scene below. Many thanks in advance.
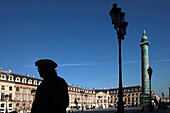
[72,84,74,86]
[76,85,79,87]
[8,70,12,72]
[124,85,126,87]
[0,68,2,71]
[32,75,35,78]
[103,88,105,89]
[26,74,29,76]
[138,84,140,86]
[93,88,96,89]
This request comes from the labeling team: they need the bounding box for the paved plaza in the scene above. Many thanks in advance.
[70,107,170,113]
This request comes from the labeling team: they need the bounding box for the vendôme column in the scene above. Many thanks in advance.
[140,30,150,105]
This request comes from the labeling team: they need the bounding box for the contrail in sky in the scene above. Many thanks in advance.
[59,63,111,67]
[22,58,170,67]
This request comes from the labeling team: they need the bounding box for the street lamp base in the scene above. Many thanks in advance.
[117,100,124,113]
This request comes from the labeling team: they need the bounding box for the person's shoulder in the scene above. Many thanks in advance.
[56,76,67,84]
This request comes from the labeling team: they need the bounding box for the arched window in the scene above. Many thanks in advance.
[15,77,20,82]
[38,81,42,85]
[28,79,32,84]
[1,75,6,80]
[29,104,31,110]
[22,78,27,83]
[1,103,4,108]
[1,85,5,90]
[9,103,12,107]
[16,103,19,110]
[9,86,12,91]
[23,103,25,110]
[8,75,14,81]
[33,80,37,85]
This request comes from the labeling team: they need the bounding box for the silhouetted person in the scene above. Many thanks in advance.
[31,59,69,113]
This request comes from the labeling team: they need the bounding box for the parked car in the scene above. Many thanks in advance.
[158,102,167,109]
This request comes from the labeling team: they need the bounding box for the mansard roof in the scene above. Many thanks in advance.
[0,70,42,85]
[94,89,110,94]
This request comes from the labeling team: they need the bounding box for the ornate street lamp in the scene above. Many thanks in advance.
[85,94,88,109]
[31,89,37,101]
[74,98,78,110]
[147,66,153,112]
[98,96,102,109]
[5,94,9,113]
[80,91,85,112]
[110,3,128,113]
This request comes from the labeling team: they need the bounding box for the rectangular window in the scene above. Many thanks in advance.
[9,93,12,101]
[29,95,31,101]
[16,104,19,110]
[136,97,138,101]
[128,98,130,102]
[16,87,19,91]
[23,94,26,101]
[23,88,26,92]
[1,93,5,101]
[29,89,31,93]
[9,86,12,91]
[16,94,19,101]
[132,97,134,102]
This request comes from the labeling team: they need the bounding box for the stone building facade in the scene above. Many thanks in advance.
[0,69,41,113]
[0,69,159,112]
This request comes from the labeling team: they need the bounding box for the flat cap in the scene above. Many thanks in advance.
[35,59,58,68]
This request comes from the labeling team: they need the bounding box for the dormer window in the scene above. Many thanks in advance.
[33,80,37,85]
[28,79,32,84]
[38,81,42,85]
[15,77,20,82]
[8,75,14,81]
[1,75,6,80]
[22,78,27,83]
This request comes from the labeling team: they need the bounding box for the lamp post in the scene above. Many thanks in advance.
[110,4,128,113]
[147,66,153,112]
[80,91,85,112]
[31,89,36,101]
[85,94,88,109]
[5,94,9,113]
[74,98,78,110]
[98,96,102,109]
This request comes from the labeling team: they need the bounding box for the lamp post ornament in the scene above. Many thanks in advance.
[5,94,9,113]
[147,66,153,112]
[110,3,128,113]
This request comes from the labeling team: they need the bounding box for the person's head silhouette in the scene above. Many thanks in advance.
[35,59,58,79]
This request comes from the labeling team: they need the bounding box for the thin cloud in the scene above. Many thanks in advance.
[153,59,170,62]
[22,58,170,68]
[123,61,140,64]
[123,58,170,64]
[22,65,34,67]
[59,63,111,67]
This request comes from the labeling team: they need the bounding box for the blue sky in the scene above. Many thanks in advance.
[0,0,170,97]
